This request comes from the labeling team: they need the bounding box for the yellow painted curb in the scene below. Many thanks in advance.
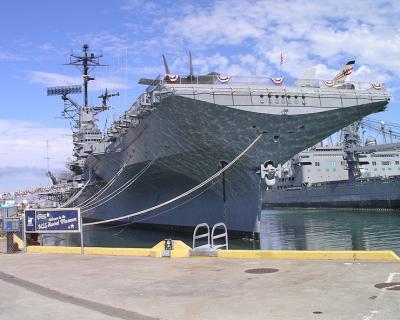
[27,246,162,257]
[170,241,191,258]
[217,250,400,261]
[26,240,191,258]
[84,247,161,257]
[152,240,191,258]
[27,246,81,254]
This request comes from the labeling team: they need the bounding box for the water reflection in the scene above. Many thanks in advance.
[43,209,400,254]
[260,209,400,254]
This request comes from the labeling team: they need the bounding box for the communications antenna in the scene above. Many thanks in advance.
[47,44,119,181]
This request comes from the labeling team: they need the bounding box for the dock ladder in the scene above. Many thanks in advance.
[211,222,228,250]
[192,222,228,255]
[192,223,211,250]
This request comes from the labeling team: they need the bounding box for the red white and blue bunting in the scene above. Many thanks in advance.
[371,83,383,90]
[271,77,284,85]
[217,75,230,83]
[334,66,354,81]
[165,74,179,82]
[323,80,336,87]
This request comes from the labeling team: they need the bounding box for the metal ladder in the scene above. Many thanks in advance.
[192,222,228,252]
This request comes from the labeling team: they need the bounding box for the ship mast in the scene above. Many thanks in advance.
[47,44,118,182]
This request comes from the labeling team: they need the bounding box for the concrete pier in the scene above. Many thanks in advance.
[0,253,399,319]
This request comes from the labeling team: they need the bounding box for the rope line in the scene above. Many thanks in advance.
[94,179,220,233]
[60,180,91,208]
[83,133,264,226]
[81,158,157,213]
[76,163,127,208]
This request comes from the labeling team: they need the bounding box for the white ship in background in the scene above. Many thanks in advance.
[264,120,400,209]
[47,46,390,233]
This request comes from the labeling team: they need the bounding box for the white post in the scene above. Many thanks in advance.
[80,216,84,255]
[22,212,27,253]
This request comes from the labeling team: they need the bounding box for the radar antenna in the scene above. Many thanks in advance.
[47,44,118,181]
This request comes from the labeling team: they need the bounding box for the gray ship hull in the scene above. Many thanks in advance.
[263,178,400,209]
[79,93,388,233]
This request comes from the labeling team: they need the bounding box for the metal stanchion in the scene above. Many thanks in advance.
[23,213,27,253]
[80,216,84,255]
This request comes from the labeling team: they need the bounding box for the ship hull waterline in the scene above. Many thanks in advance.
[263,178,400,209]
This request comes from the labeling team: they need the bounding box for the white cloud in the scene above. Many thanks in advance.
[158,0,400,85]
[0,119,72,169]
[0,119,73,192]
[0,51,27,61]
[29,71,130,90]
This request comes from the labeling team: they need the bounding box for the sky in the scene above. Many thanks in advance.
[0,0,399,192]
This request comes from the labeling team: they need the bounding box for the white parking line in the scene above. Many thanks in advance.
[361,272,400,320]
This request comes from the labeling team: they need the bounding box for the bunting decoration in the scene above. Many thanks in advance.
[217,75,230,83]
[371,83,383,90]
[165,74,179,83]
[333,61,354,81]
[271,77,284,85]
[323,80,336,87]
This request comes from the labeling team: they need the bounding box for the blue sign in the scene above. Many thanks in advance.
[25,210,36,232]
[25,209,81,233]
[1,217,21,232]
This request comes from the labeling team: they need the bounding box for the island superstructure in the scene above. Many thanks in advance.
[49,45,390,233]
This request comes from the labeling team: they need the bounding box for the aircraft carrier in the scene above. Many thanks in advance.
[49,46,390,234]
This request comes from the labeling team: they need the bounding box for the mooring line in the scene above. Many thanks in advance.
[81,158,157,213]
[60,179,91,208]
[83,133,265,226]
[77,162,128,208]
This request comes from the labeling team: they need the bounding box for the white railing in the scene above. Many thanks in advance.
[155,74,384,91]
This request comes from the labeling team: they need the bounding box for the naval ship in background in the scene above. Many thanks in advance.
[263,120,400,208]
[47,46,390,234]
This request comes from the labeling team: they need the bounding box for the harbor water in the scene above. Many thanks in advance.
[43,208,400,254]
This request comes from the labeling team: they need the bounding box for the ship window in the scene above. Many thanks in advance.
[382,161,390,165]
[315,162,320,166]
[372,161,377,166]
[396,161,399,165]
[326,161,336,167]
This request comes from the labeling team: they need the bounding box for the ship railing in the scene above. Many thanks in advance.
[156,74,385,91]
